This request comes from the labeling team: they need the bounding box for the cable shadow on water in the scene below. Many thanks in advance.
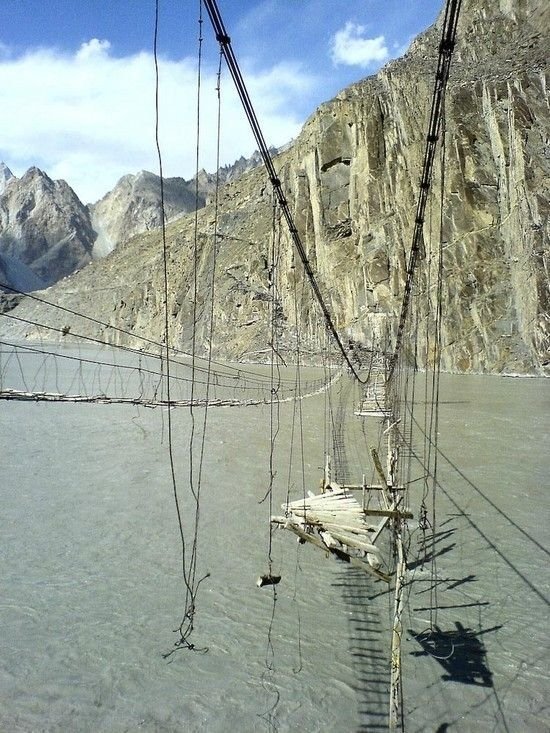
[407,526,457,572]
[333,567,390,732]
[409,444,550,608]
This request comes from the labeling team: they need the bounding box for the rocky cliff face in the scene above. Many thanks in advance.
[2,0,549,374]
[267,0,550,374]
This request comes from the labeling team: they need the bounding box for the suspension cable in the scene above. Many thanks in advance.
[202,0,363,382]
[390,0,462,378]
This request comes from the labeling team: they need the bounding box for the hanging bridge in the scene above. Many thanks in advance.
[0,1,464,731]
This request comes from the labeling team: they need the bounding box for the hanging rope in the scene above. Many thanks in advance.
[160,0,209,656]
[171,37,226,653]
[260,195,283,517]
[427,100,448,630]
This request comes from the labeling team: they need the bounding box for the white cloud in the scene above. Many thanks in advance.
[75,38,112,61]
[0,41,308,203]
[330,22,389,68]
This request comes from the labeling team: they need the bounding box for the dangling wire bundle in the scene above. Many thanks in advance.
[158,0,211,657]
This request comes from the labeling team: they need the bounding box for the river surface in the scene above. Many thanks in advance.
[1,345,549,732]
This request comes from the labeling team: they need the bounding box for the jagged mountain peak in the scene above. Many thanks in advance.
[89,149,279,258]
[89,169,200,258]
[6,167,86,215]
[0,146,279,291]
[20,166,54,186]
[0,162,15,195]
[0,166,95,291]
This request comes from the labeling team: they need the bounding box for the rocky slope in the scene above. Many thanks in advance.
[88,153,276,259]
[89,154,272,258]
[89,171,202,258]
[0,151,271,292]
[2,0,549,374]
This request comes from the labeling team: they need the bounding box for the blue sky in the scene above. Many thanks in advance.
[0,1,442,202]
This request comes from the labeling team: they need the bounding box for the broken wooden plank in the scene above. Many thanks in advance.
[323,528,381,555]
[271,516,391,583]
[363,508,413,519]
[342,484,405,491]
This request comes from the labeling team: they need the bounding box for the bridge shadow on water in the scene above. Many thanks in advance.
[333,567,390,732]
[409,621,502,688]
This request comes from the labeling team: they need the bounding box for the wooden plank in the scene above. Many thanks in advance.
[389,528,406,729]
[363,508,413,519]
[288,496,360,507]
[271,517,391,583]
[371,497,404,543]
[290,516,379,547]
[288,513,367,528]
[342,484,405,492]
[288,512,377,535]
[371,515,390,544]
[325,529,381,555]
[354,409,390,417]
[321,521,378,534]
[288,488,352,501]
[286,494,353,506]
[291,506,363,514]
[371,447,388,486]
[288,504,364,515]
[286,502,363,514]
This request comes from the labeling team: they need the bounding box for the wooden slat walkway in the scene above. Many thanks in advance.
[355,361,390,417]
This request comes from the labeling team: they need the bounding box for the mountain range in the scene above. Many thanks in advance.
[0,0,548,374]
[0,151,270,293]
